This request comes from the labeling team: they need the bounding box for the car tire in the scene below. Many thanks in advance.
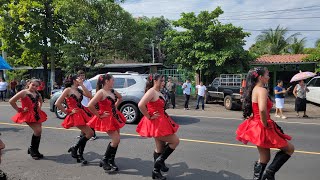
[120,103,139,124]
[55,102,67,119]
[205,93,211,104]
[224,95,233,110]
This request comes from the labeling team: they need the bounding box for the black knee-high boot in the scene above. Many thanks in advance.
[262,151,291,180]
[154,151,169,172]
[108,144,119,172]
[28,134,43,160]
[68,136,89,159]
[152,145,175,180]
[253,161,267,180]
[78,140,88,165]
[99,142,113,171]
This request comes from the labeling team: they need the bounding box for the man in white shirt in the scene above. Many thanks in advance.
[77,70,97,140]
[0,78,8,101]
[182,79,192,110]
[196,81,207,110]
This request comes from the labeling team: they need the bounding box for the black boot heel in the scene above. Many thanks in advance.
[68,147,78,158]
[154,151,169,172]
[152,169,166,180]
[78,155,88,165]
[100,159,111,171]
[28,147,40,160]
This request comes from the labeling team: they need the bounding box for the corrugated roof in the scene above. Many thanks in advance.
[252,54,313,64]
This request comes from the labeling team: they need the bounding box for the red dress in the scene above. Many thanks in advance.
[61,90,92,129]
[87,96,126,132]
[136,96,179,138]
[12,93,47,124]
[236,99,292,148]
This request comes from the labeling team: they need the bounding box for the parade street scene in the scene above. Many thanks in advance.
[0,0,320,180]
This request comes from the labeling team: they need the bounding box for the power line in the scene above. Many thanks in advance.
[219,17,320,20]
[221,8,320,19]
[127,4,320,15]
[243,29,320,32]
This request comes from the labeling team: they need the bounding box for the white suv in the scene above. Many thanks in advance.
[50,72,148,124]
[306,76,320,105]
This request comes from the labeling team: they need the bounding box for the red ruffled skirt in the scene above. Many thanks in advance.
[87,110,126,132]
[136,114,179,138]
[236,117,292,148]
[12,110,47,124]
[61,109,91,129]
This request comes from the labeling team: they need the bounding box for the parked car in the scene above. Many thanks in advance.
[206,74,246,110]
[49,72,148,124]
[306,76,320,105]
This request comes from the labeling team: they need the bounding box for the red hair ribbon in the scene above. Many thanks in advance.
[149,75,153,81]
[99,75,104,81]
[252,71,258,78]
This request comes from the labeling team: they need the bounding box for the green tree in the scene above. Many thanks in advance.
[0,0,68,92]
[134,16,172,63]
[304,39,320,72]
[287,37,306,54]
[163,7,251,79]
[250,25,300,55]
[58,0,143,72]
[315,38,320,48]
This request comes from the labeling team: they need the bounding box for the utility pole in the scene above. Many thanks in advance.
[1,39,8,79]
[151,40,155,63]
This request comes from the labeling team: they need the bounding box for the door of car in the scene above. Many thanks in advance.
[306,77,320,104]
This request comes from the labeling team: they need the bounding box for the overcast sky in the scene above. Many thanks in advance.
[121,0,320,49]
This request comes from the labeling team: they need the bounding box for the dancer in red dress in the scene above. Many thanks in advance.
[87,74,126,173]
[55,75,94,164]
[236,67,295,180]
[9,79,47,160]
[136,74,180,180]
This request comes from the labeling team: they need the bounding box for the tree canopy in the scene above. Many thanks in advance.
[163,7,252,77]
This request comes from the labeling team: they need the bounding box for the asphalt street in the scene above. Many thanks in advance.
[0,104,319,180]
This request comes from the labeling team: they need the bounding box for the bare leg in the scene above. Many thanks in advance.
[155,134,180,149]
[257,146,271,164]
[154,138,166,153]
[253,147,270,179]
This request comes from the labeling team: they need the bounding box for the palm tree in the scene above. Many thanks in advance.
[287,37,306,54]
[256,25,300,55]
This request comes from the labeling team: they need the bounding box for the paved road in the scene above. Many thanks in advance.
[0,104,319,180]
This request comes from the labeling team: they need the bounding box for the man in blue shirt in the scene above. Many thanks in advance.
[274,80,291,119]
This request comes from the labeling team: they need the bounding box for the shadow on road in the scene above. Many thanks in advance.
[44,151,104,165]
[0,127,24,133]
[171,116,200,125]
[3,148,22,154]
[117,157,248,180]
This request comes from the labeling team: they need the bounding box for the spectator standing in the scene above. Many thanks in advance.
[77,70,97,140]
[37,79,46,102]
[182,79,192,110]
[274,80,291,119]
[195,81,207,110]
[166,77,176,109]
[10,79,17,97]
[0,78,8,101]
[293,80,309,118]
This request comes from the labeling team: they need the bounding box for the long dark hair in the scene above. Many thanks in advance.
[243,67,268,118]
[145,73,163,93]
[64,74,78,88]
[96,74,113,92]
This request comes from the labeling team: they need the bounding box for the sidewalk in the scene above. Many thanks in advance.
[166,95,320,120]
